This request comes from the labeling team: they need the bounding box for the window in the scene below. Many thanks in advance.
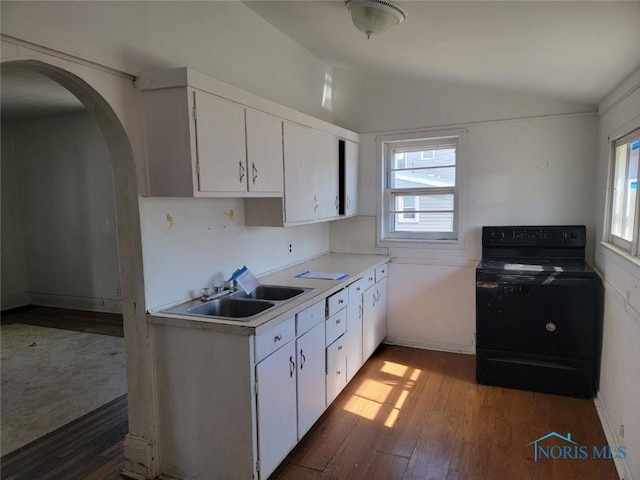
[380,133,461,243]
[609,128,640,253]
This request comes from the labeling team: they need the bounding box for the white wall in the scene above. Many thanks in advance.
[331,68,599,353]
[1,122,30,309]
[593,67,640,480]
[1,112,122,312]
[140,197,329,310]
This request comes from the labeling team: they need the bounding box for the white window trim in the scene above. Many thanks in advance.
[376,128,467,248]
[606,127,640,255]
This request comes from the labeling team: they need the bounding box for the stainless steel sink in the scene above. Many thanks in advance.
[161,284,314,322]
[186,298,275,318]
[231,285,312,301]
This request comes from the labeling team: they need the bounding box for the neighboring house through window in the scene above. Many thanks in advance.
[378,130,464,244]
[609,128,640,253]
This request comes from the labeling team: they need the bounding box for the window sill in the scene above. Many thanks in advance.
[599,241,640,271]
[378,237,462,250]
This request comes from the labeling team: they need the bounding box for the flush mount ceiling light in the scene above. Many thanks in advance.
[345,0,407,39]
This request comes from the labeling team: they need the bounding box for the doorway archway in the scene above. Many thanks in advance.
[1,53,157,478]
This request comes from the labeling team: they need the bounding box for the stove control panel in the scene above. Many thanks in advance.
[482,226,586,247]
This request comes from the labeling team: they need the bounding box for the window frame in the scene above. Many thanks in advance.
[377,129,465,246]
[608,128,640,254]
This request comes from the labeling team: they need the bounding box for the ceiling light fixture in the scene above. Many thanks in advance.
[345,0,407,39]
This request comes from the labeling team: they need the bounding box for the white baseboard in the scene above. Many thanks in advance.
[1,292,32,311]
[123,434,155,480]
[384,336,475,355]
[594,395,631,480]
[29,293,123,314]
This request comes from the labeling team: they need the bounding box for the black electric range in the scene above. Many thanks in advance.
[475,225,604,398]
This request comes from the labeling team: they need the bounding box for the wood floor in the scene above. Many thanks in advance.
[0,308,618,480]
[1,306,124,337]
[0,394,128,480]
[272,345,619,480]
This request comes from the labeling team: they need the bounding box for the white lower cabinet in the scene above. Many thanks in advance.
[363,275,388,361]
[345,280,364,382]
[296,321,326,438]
[256,340,297,478]
[326,336,347,404]
[151,261,388,480]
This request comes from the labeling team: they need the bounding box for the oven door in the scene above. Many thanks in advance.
[476,273,596,359]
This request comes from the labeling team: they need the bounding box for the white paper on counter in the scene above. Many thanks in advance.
[295,270,348,281]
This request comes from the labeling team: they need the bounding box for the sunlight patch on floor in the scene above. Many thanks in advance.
[343,361,422,428]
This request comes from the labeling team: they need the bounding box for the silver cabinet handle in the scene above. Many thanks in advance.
[336,318,341,325]
[338,345,343,351]
[252,162,258,184]
[336,369,341,375]
[289,356,295,377]
[347,196,351,208]
[239,161,246,183]
[300,349,306,369]
[313,195,319,212]
[274,334,282,343]
[338,299,344,304]
[359,304,363,319]
[335,195,339,210]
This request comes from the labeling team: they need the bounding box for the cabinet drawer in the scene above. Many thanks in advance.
[375,264,388,282]
[362,270,376,291]
[327,289,348,317]
[348,278,366,302]
[296,301,325,336]
[255,316,295,363]
[326,336,347,405]
[326,310,347,347]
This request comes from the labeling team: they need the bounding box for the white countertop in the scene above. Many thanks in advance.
[147,253,389,335]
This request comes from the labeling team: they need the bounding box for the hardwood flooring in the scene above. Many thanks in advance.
[1,306,124,337]
[272,345,619,480]
[0,321,619,480]
[0,394,128,480]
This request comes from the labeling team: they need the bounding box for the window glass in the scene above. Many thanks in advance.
[382,136,460,242]
[610,130,640,250]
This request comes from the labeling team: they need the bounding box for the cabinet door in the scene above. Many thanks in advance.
[315,132,339,220]
[194,91,247,193]
[296,321,326,438]
[283,122,318,223]
[246,108,284,193]
[326,337,347,405]
[345,140,359,217]
[256,341,297,479]
[346,292,363,382]
[373,277,388,348]
[362,285,377,361]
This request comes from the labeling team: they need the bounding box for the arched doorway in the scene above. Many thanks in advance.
[1,54,156,479]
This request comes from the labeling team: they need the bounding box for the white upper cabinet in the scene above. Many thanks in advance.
[137,67,358,217]
[283,122,339,224]
[344,140,359,217]
[245,108,284,194]
[195,91,247,194]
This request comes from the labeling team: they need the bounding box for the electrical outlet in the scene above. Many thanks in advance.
[288,242,293,255]
[619,424,625,438]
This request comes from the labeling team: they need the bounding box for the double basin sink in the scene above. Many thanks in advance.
[163,285,313,322]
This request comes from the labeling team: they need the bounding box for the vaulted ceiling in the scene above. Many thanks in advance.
[245,0,640,106]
